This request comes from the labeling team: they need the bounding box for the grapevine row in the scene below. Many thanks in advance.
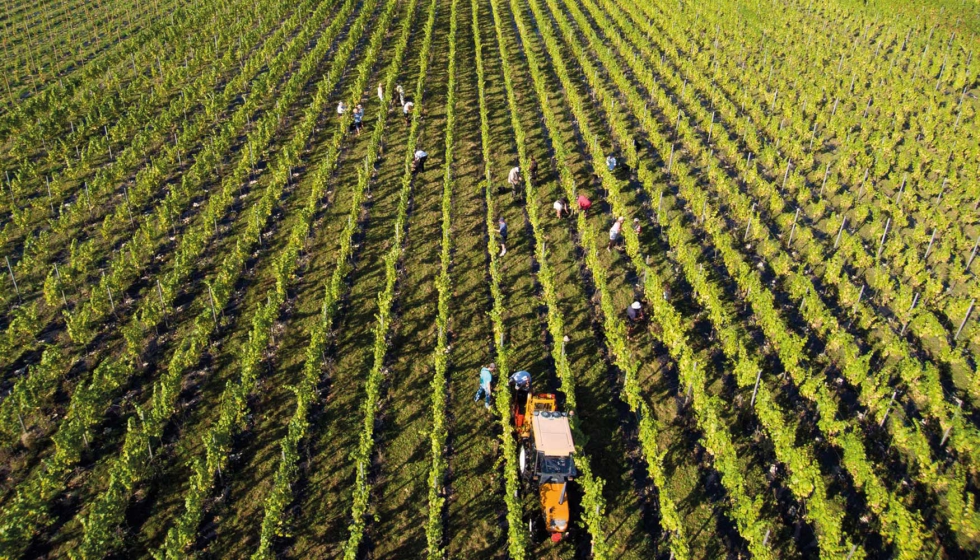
[606,1,980,539]
[423,0,456,554]
[0,0,338,454]
[513,0,794,555]
[0,0,309,378]
[636,0,980,369]
[578,0,968,548]
[250,0,425,555]
[0,0,363,553]
[471,1,528,555]
[543,0,870,555]
[341,0,439,554]
[153,0,399,554]
[490,0,617,555]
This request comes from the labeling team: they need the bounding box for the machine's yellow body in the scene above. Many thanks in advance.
[513,392,575,542]
[539,482,570,536]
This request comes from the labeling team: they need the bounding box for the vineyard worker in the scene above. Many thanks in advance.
[606,155,617,172]
[498,217,508,256]
[553,198,569,219]
[632,217,641,236]
[627,301,644,324]
[528,155,539,185]
[337,101,347,117]
[378,82,385,105]
[475,363,496,409]
[576,192,592,215]
[412,148,428,175]
[403,100,414,124]
[351,104,364,135]
[510,369,532,406]
[626,301,644,339]
[396,84,406,106]
[509,369,531,391]
[507,165,522,197]
[608,216,625,251]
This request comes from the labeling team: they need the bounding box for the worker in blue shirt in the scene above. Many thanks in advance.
[510,370,532,409]
[475,363,495,409]
[509,370,531,391]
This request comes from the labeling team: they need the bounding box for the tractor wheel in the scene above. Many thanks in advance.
[528,516,544,544]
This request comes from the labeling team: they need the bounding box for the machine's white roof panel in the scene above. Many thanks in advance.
[531,413,575,455]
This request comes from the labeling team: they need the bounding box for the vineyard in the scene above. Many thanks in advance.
[0,0,979,557]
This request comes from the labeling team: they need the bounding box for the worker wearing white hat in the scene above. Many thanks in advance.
[627,300,644,339]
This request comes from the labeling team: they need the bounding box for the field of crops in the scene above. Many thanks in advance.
[1,0,979,557]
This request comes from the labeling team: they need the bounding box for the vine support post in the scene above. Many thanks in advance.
[935,177,948,206]
[924,229,937,260]
[750,370,761,407]
[894,174,907,205]
[819,162,830,196]
[940,400,962,447]
[780,161,791,191]
[174,132,182,168]
[847,544,858,560]
[124,187,136,229]
[876,218,890,262]
[103,271,116,314]
[900,292,919,335]
[139,407,154,460]
[857,168,869,199]
[954,299,975,341]
[54,264,67,306]
[880,390,898,427]
[935,51,949,90]
[966,234,980,270]
[45,176,54,215]
[17,407,26,435]
[834,217,847,249]
[207,283,219,327]
[788,208,800,245]
[5,256,20,302]
[157,280,168,329]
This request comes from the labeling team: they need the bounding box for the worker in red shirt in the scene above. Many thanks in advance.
[576,192,592,215]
